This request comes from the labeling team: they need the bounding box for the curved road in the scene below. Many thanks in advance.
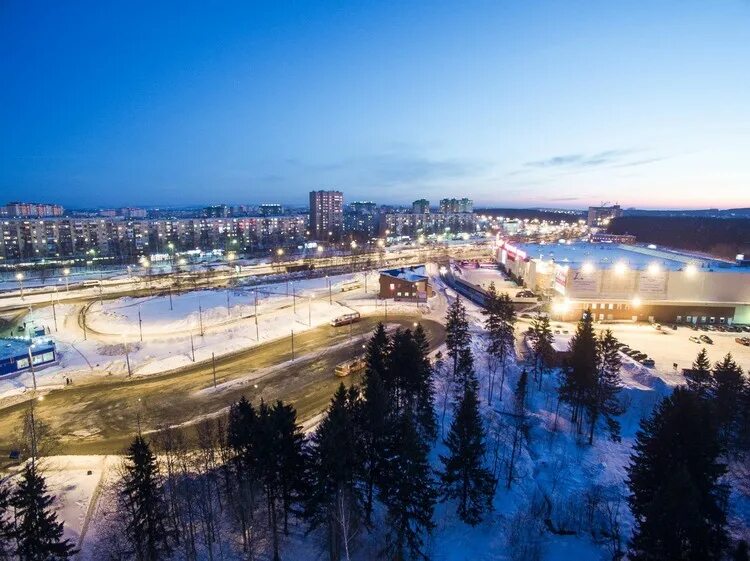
[0,315,445,455]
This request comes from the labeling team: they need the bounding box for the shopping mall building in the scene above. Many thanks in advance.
[496,239,750,325]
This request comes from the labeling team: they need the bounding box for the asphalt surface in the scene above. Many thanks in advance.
[0,315,445,455]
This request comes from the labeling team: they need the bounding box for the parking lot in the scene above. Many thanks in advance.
[549,320,750,385]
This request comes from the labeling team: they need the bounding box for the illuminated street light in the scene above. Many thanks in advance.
[276,248,284,256]
[62,267,70,291]
[632,296,642,308]
[614,261,628,275]
[350,241,357,249]
[581,262,595,274]
[685,263,697,277]
[317,245,324,253]
[647,262,661,275]
[16,272,24,300]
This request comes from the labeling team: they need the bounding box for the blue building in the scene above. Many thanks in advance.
[0,338,57,377]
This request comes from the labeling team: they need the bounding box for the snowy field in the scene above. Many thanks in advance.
[0,270,419,401]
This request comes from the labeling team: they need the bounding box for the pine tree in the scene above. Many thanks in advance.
[445,297,470,377]
[529,315,554,391]
[379,413,436,561]
[439,385,495,525]
[627,388,728,561]
[734,541,749,561]
[359,326,392,525]
[712,353,745,447]
[0,478,13,560]
[12,464,76,561]
[120,435,171,561]
[226,396,259,551]
[413,323,437,442]
[685,348,713,398]
[586,329,624,444]
[307,384,362,561]
[453,347,479,399]
[483,285,516,403]
[559,310,597,432]
[506,369,528,490]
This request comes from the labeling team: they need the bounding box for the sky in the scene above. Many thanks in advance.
[1,1,749,209]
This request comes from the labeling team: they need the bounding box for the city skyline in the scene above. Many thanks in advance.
[2,1,749,209]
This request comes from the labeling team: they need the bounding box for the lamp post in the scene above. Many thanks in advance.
[16,272,24,300]
[63,268,70,292]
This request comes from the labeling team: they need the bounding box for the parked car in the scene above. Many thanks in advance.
[700,335,714,344]
[640,358,655,367]
[689,336,702,343]
[735,337,750,347]
[633,352,648,361]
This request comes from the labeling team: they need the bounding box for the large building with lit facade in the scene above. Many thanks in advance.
[496,239,750,325]
[309,190,344,239]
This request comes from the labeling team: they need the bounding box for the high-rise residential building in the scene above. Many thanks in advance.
[121,207,148,218]
[412,199,430,214]
[203,205,230,218]
[344,201,379,237]
[2,202,64,218]
[259,203,283,216]
[587,204,622,227]
[439,198,473,214]
[309,190,344,239]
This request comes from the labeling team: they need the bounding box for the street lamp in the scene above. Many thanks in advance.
[16,272,24,300]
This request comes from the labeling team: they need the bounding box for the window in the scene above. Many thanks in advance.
[608,303,614,310]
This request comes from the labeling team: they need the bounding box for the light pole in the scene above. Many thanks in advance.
[63,268,70,292]
[254,289,259,341]
[51,289,58,332]
[16,272,24,300]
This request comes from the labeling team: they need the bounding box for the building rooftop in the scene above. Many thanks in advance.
[516,242,748,273]
[0,337,55,361]
[381,266,428,283]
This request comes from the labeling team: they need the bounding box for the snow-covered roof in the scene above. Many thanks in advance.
[380,267,428,283]
[518,242,747,273]
[0,337,55,361]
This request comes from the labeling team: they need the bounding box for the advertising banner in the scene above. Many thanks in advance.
[638,271,668,298]
[569,268,600,295]
[553,264,568,295]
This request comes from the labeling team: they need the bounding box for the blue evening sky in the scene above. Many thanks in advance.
[1,1,748,209]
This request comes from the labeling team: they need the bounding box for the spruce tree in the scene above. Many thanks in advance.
[439,385,495,525]
[445,297,470,377]
[712,353,745,447]
[120,435,171,561]
[379,412,436,561]
[453,347,479,399]
[483,286,516,403]
[0,478,13,560]
[307,384,362,561]
[413,323,437,442]
[627,388,728,561]
[12,464,76,561]
[359,326,392,525]
[226,396,259,551]
[559,310,597,432]
[685,348,713,398]
[530,315,554,391]
[506,369,528,489]
[586,329,624,444]
[734,541,749,561]
[271,401,307,538]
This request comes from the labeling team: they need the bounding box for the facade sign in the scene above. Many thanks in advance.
[638,271,668,297]
[553,264,568,295]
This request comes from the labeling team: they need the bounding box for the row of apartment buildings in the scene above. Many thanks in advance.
[0,215,308,262]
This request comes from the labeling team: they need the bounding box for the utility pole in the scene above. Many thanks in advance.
[190,333,195,361]
[385,298,388,321]
[51,295,58,332]
[254,289,259,341]
[83,319,88,341]
[291,329,294,361]
[292,283,296,314]
[226,289,230,317]
[168,286,173,311]
[138,308,143,342]
[28,346,37,391]
[308,296,312,326]
[199,303,204,336]
[211,352,217,388]
[125,343,132,376]
[328,278,332,305]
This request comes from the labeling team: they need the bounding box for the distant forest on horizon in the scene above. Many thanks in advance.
[608,216,750,259]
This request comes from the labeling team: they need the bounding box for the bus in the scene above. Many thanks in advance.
[330,311,361,327]
[334,356,366,377]
[340,280,361,292]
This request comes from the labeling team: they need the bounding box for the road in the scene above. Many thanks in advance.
[0,315,445,455]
